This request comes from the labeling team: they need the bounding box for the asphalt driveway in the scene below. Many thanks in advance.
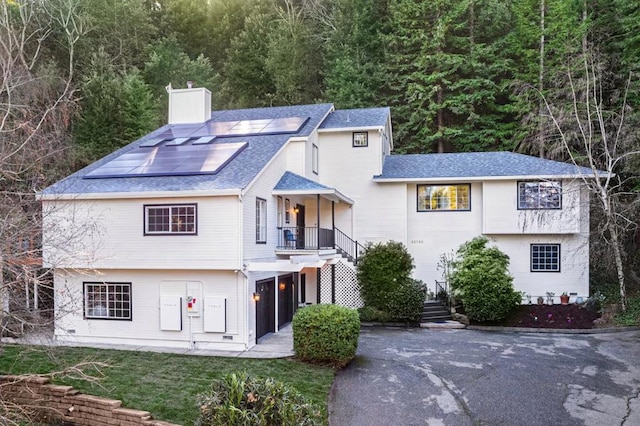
[329,327,640,426]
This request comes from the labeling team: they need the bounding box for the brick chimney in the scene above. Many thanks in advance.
[167,84,212,124]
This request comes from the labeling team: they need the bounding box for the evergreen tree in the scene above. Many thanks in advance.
[322,0,389,109]
[74,50,157,163]
[385,0,515,153]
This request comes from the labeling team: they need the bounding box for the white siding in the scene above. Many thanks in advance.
[318,131,405,243]
[483,180,581,234]
[242,150,289,261]
[54,268,249,351]
[44,196,242,270]
[406,183,484,287]
[286,140,305,176]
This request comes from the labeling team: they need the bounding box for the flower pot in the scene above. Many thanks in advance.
[560,294,570,305]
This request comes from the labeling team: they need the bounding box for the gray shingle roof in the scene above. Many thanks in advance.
[319,107,389,130]
[274,171,333,191]
[42,104,334,196]
[376,152,598,180]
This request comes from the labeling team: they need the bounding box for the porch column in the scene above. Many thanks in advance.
[316,194,321,249]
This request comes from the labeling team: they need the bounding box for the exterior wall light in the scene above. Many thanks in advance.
[252,292,260,302]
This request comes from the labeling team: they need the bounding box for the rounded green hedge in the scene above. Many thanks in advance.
[292,304,360,368]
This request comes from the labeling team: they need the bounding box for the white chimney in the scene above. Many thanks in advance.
[167,86,212,124]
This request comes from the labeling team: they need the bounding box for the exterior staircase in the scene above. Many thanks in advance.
[421,300,452,323]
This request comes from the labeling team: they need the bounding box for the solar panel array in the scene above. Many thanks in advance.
[85,142,248,179]
[83,116,309,179]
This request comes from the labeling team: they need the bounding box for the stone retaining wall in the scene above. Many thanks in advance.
[0,375,180,426]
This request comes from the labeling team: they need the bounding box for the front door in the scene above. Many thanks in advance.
[296,204,305,249]
[278,274,294,328]
[256,278,275,341]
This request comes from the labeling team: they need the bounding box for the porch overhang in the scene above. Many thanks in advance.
[272,188,353,204]
[273,171,353,205]
[245,254,340,272]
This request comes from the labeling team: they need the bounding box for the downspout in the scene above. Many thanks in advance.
[238,193,250,349]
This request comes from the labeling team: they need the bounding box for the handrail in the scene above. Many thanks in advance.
[435,280,450,308]
[334,227,365,264]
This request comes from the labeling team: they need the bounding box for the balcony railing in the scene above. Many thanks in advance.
[277,227,335,250]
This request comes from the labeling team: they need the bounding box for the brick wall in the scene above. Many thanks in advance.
[0,375,180,426]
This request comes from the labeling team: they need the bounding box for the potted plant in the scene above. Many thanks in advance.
[560,292,570,305]
[537,296,544,305]
[545,292,555,305]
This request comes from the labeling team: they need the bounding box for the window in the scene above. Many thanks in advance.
[84,282,131,320]
[144,204,196,235]
[353,132,368,147]
[531,244,560,272]
[312,144,318,174]
[277,196,283,227]
[518,181,561,209]
[285,198,290,223]
[256,198,267,243]
[417,184,470,211]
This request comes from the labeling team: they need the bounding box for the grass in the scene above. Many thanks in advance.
[615,295,640,326]
[0,345,335,425]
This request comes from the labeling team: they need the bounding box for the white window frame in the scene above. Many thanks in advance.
[353,131,368,147]
[144,204,197,235]
[256,198,267,243]
[518,181,562,210]
[84,282,132,320]
[531,244,561,272]
[417,184,471,211]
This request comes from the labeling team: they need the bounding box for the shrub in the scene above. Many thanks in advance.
[385,279,427,322]
[450,236,521,322]
[292,304,360,368]
[195,372,322,426]
[357,306,392,322]
[357,241,414,311]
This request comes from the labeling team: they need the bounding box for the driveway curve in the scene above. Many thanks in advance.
[329,327,640,426]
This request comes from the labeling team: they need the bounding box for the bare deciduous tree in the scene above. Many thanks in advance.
[540,50,640,310]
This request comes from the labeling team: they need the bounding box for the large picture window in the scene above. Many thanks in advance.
[417,184,470,211]
[531,244,560,272]
[256,198,267,243]
[144,204,196,235]
[518,181,561,209]
[84,282,131,320]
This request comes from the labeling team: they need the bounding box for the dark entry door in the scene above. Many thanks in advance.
[256,278,275,340]
[296,204,305,249]
[278,274,294,328]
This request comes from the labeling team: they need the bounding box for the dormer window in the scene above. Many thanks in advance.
[353,132,368,147]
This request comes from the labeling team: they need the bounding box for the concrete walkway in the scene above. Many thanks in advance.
[1,324,295,359]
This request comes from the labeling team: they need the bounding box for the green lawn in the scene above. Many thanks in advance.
[0,345,335,425]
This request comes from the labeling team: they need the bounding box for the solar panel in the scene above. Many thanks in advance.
[84,142,248,179]
[192,135,216,144]
[164,137,191,146]
[139,138,165,147]
[191,116,309,138]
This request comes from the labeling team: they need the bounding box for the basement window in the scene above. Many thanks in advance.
[84,282,132,320]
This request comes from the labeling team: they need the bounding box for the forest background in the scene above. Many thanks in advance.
[1,0,639,315]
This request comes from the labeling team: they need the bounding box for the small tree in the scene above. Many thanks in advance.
[450,236,521,322]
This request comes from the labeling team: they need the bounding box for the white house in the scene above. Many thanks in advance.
[39,87,595,351]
